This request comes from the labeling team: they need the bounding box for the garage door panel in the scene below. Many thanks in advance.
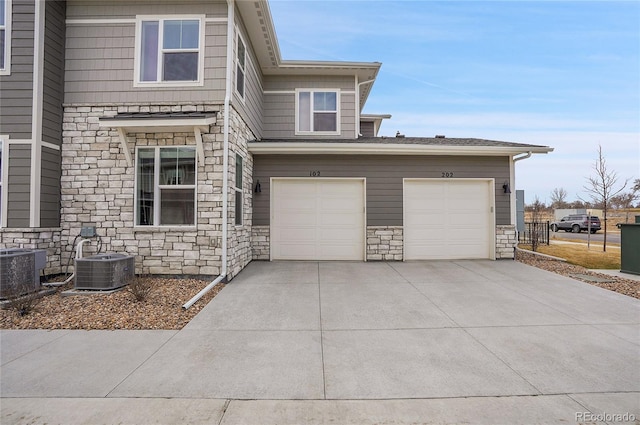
[272,179,365,261]
[405,180,493,260]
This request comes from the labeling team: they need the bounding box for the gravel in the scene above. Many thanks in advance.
[516,250,639,300]
[2,254,637,330]
[0,277,225,330]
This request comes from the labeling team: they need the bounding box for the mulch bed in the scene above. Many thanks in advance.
[0,278,225,330]
[516,250,639,300]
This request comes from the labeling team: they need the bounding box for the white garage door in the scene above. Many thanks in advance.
[404,179,495,260]
[271,179,365,260]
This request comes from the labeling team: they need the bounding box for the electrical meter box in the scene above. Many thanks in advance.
[81,226,97,238]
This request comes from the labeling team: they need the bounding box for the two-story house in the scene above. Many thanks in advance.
[0,0,552,281]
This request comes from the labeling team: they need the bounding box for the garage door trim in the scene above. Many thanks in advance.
[270,177,367,261]
[403,178,496,260]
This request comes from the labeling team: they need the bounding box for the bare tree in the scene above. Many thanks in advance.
[610,180,639,221]
[583,145,628,251]
[550,187,569,209]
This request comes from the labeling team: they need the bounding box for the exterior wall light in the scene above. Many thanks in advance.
[502,182,511,194]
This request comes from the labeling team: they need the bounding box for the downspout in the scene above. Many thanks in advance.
[513,151,532,162]
[509,151,533,247]
[183,0,234,309]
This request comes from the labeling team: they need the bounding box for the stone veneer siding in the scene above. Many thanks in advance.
[60,103,253,278]
[251,225,270,260]
[495,225,517,259]
[247,225,518,261]
[0,228,62,275]
[367,226,403,261]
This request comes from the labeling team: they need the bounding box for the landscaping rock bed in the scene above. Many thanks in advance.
[0,278,225,330]
[516,250,639,300]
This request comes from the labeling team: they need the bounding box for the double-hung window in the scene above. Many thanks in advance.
[136,16,204,85]
[234,154,243,226]
[235,34,246,99]
[296,89,340,135]
[136,147,196,226]
[0,0,11,75]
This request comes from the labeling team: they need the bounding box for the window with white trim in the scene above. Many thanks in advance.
[234,153,243,226]
[136,146,196,226]
[296,90,339,134]
[0,0,11,74]
[136,16,203,85]
[235,33,246,99]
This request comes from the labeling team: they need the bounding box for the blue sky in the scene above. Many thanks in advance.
[268,0,640,205]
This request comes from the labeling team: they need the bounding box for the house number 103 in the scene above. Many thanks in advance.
[310,171,321,177]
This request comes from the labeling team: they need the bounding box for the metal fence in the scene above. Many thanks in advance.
[518,221,550,245]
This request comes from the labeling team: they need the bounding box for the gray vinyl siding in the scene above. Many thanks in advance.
[232,12,263,138]
[6,144,31,227]
[263,76,357,139]
[42,0,66,147]
[64,1,228,104]
[253,155,512,226]
[360,121,375,137]
[66,0,227,19]
[40,146,61,227]
[0,0,34,139]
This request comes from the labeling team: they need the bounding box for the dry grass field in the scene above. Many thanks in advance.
[519,242,621,269]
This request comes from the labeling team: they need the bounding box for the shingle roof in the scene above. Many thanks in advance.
[257,137,549,149]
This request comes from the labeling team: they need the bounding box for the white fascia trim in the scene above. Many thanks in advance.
[0,0,12,75]
[248,142,554,156]
[66,17,227,25]
[66,18,136,25]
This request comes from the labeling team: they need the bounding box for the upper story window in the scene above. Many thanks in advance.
[135,16,204,86]
[135,146,197,226]
[296,89,340,135]
[235,33,246,99]
[0,0,11,75]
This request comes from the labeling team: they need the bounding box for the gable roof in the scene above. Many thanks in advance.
[235,1,381,109]
[248,137,553,156]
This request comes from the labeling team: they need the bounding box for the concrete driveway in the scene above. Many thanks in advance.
[2,260,639,424]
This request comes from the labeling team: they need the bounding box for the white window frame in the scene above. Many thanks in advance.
[235,31,246,101]
[234,153,243,226]
[0,0,12,75]
[134,15,205,87]
[295,89,341,136]
[134,146,198,228]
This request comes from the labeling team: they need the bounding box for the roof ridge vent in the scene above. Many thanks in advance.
[395,131,405,138]
[435,135,446,138]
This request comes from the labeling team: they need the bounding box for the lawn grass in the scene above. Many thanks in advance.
[520,242,621,269]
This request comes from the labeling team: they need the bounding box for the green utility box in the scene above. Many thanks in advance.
[619,215,640,276]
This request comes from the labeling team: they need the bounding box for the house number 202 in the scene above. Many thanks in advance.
[441,172,454,178]
[310,171,321,177]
